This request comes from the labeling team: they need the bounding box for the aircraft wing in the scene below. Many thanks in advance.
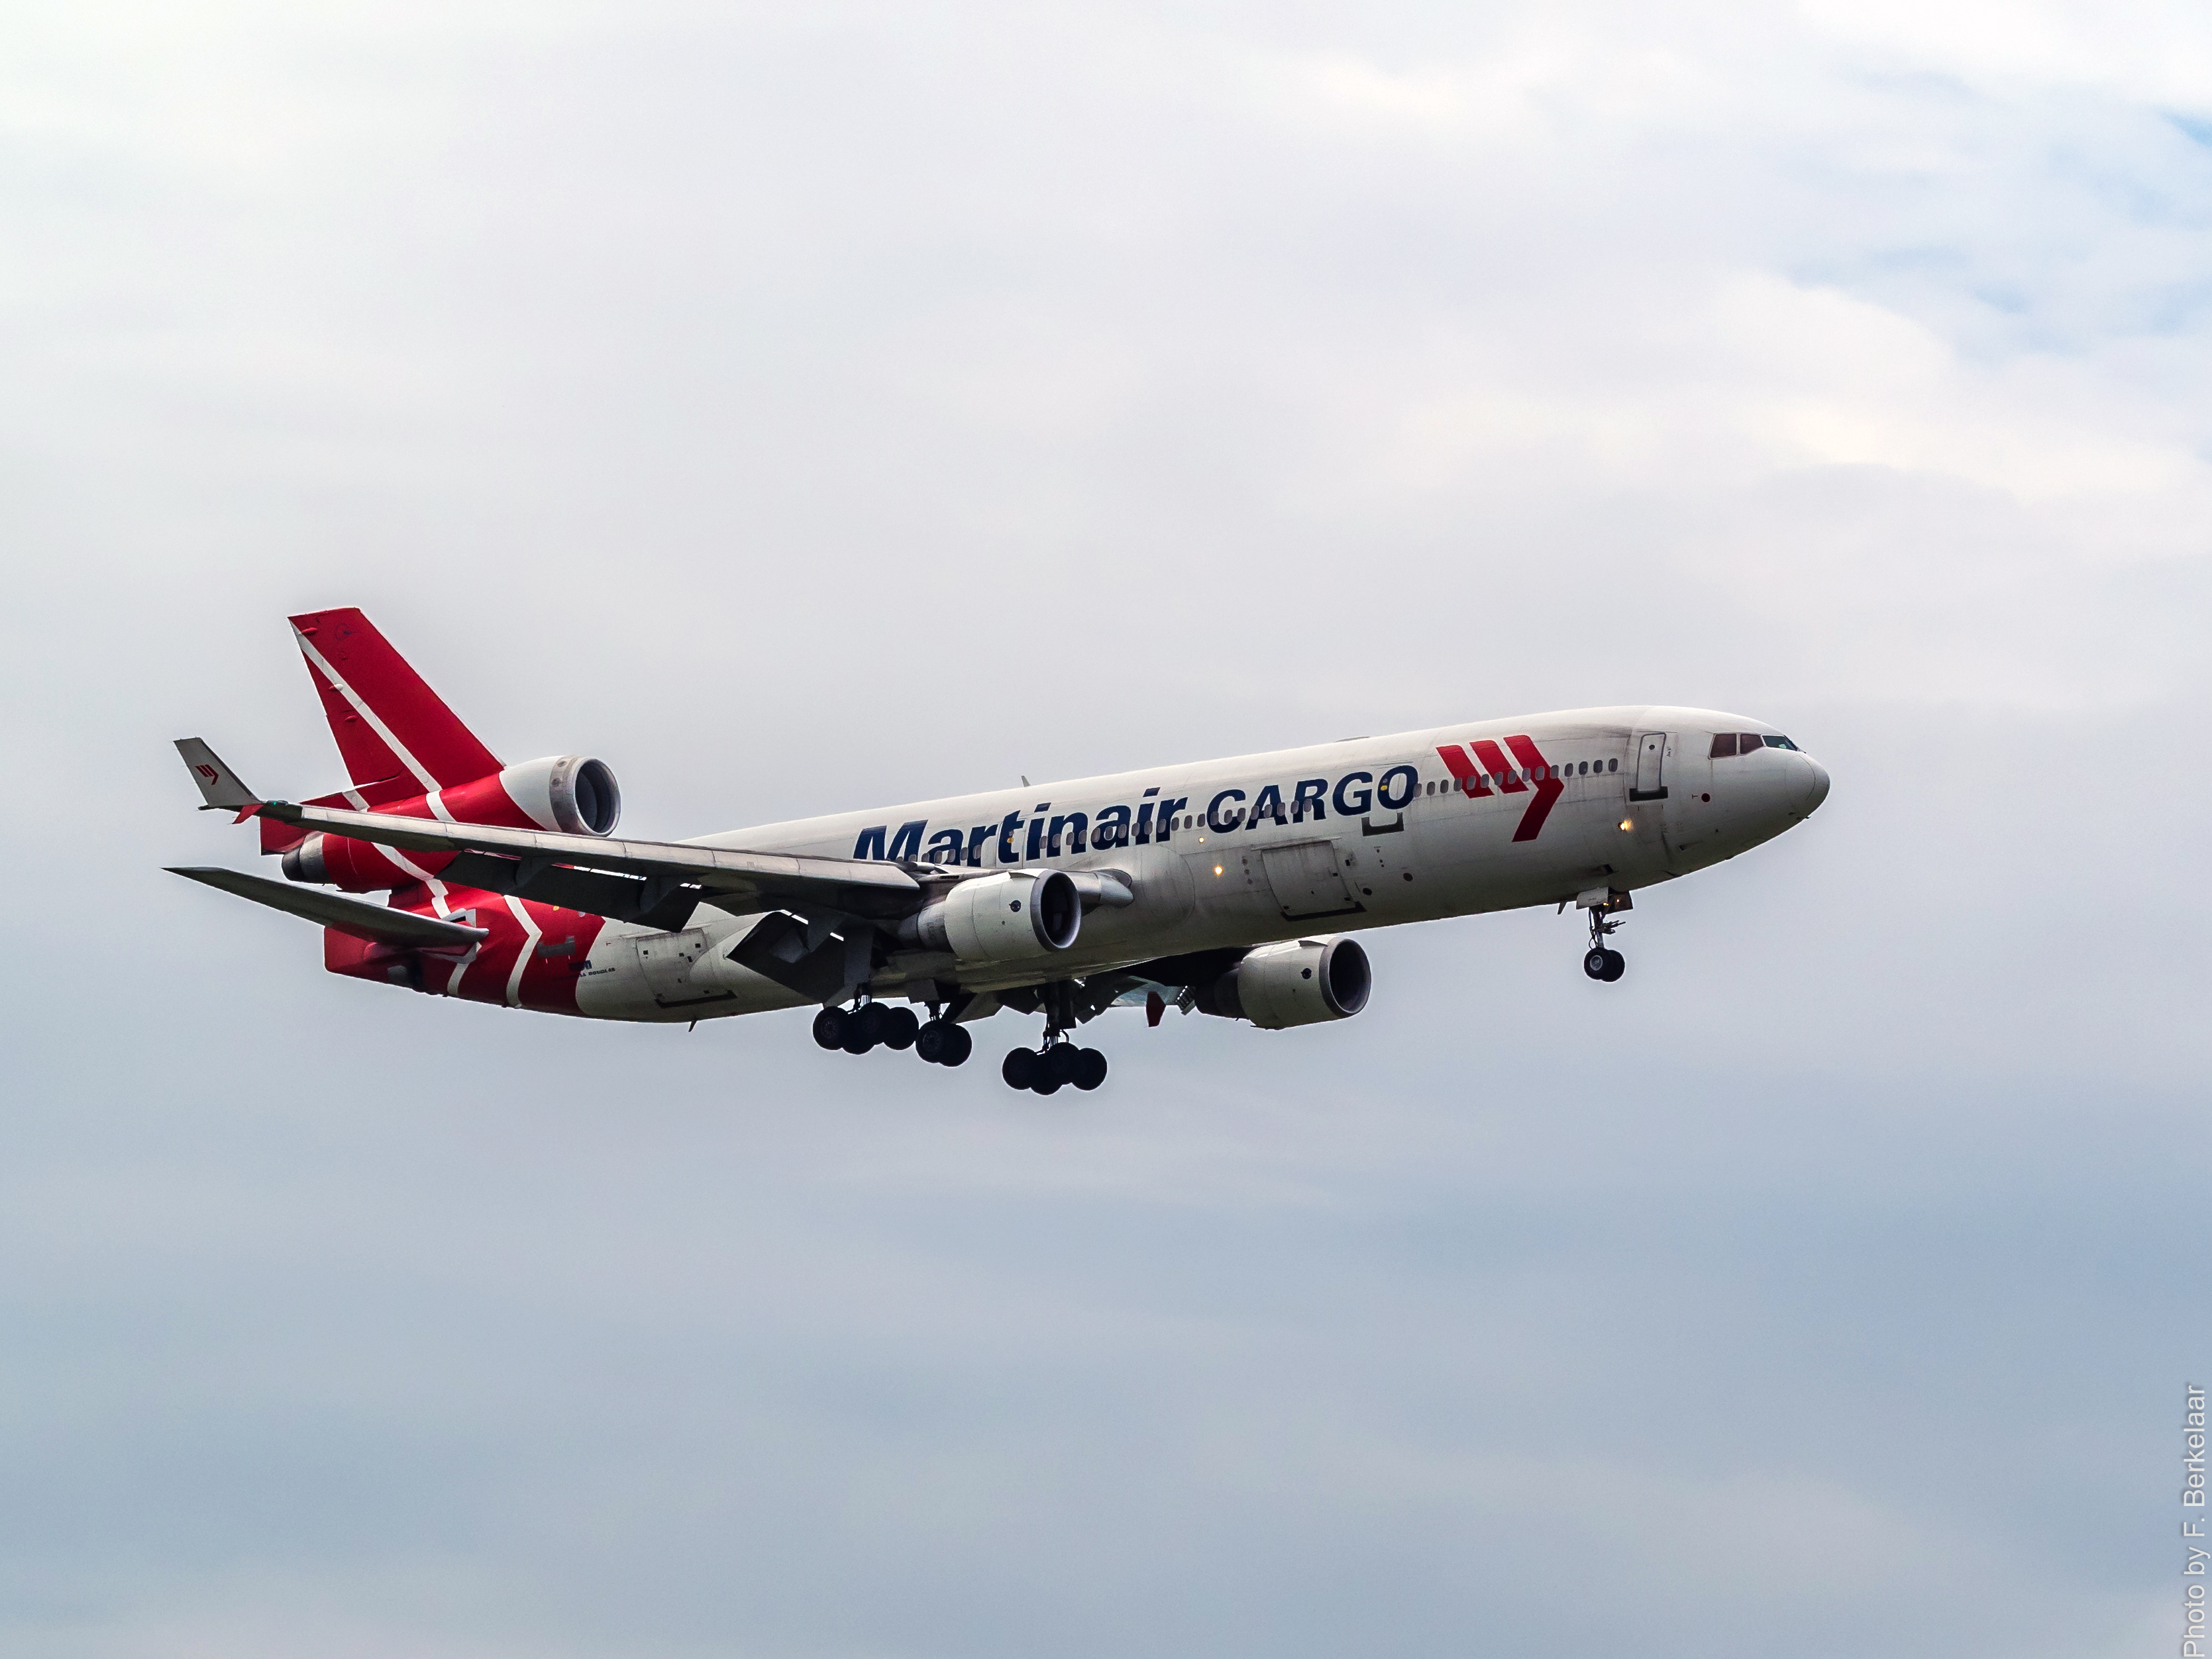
[169,865,491,948]
[258,800,922,926]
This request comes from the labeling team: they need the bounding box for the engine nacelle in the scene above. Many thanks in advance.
[280,755,621,890]
[899,870,1081,963]
[448,755,621,836]
[1193,936,1371,1029]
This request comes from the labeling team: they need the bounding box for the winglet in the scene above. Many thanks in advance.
[174,738,260,813]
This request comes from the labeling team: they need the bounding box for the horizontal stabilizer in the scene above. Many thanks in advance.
[174,738,260,812]
[167,866,490,949]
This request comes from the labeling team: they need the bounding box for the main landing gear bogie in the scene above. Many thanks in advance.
[813,1003,971,1065]
[1002,1042,1108,1097]
[914,1019,973,1067]
[816,979,1110,1095]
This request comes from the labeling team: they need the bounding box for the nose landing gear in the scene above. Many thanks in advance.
[1583,900,1628,983]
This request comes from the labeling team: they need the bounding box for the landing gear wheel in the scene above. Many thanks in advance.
[881,1006,920,1050]
[1042,1045,1080,1088]
[917,1020,974,1065]
[843,1003,886,1054]
[1002,1048,1039,1091]
[1071,1048,1108,1091]
[1599,949,1626,983]
[1583,948,1611,981]
[812,1007,849,1049]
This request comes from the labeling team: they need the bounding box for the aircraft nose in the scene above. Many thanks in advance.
[1789,755,1831,817]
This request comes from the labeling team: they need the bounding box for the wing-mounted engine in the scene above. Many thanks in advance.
[897,869,1082,963]
[282,755,622,890]
[1194,936,1371,1029]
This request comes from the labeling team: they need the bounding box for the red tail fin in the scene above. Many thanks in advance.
[288,608,501,790]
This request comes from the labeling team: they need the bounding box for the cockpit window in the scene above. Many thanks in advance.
[1712,731,1801,757]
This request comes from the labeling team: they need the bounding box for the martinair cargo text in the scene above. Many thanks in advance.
[172,610,1832,1094]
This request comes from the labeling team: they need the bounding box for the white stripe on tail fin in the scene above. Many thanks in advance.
[288,608,502,790]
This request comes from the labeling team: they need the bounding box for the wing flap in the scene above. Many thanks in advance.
[168,866,490,949]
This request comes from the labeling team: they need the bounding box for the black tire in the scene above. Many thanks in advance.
[882,1006,920,1050]
[812,1007,848,1049]
[1072,1048,1108,1091]
[1002,1047,1039,1090]
[1583,947,1610,981]
[914,1021,947,1064]
[1601,949,1626,983]
[940,1024,973,1067]
[1031,1077,1063,1096]
[1043,1044,1080,1087]
[855,1003,892,1045]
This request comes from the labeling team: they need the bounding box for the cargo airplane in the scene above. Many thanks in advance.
[171,609,1830,1094]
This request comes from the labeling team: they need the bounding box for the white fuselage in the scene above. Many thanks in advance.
[564,706,1830,1024]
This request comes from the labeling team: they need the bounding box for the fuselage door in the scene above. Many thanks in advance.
[1259,839,1364,922]
[1629,732,1669,802]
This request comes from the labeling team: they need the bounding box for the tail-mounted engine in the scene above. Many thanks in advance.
[1194,936,1371,1029]
[282,755,621,889]
[450,755,621,837]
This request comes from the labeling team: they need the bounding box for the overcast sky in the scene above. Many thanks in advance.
[5,3,2209,1655]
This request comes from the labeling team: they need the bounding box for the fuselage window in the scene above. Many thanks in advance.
[1711,733,1738,757]
[1608,758,1618,772]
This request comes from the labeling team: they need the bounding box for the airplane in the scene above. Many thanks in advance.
[170,608,1831,1095]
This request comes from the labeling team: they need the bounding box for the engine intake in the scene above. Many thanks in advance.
[898,870,1081,963]
[279,754,621,891]
[1194,936,1371,1029]
[457,755,621,836]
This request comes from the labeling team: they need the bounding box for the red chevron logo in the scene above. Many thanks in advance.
[1434,735,1565,843]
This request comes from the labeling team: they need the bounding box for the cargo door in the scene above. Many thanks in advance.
[1259,839,1364,922]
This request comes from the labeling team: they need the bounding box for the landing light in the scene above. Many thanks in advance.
[1618,818,1634,831]
[1214,865,1224,876]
